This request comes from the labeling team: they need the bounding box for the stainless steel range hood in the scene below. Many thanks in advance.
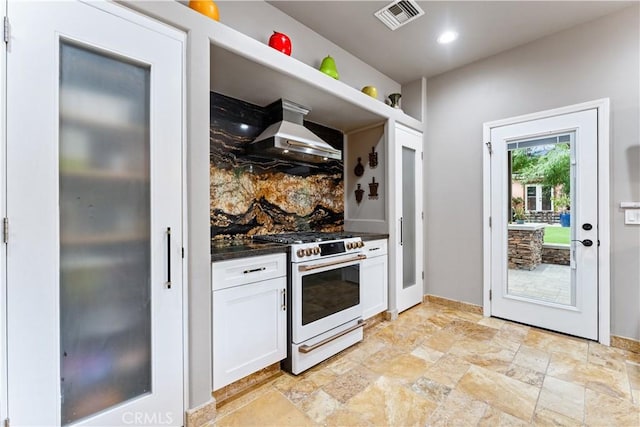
[248,99,341,163]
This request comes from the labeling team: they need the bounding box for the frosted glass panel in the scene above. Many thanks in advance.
[402,146,416,288]
[59,42,151,425]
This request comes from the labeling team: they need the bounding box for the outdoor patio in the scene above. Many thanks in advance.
[508,263,572,305]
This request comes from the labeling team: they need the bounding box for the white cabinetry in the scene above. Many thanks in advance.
[361,239,388,319]
[212,253,287,390]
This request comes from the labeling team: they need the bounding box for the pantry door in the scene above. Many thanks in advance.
[485,104,607,341]
[6,1,184,426]
[395,124,424,313]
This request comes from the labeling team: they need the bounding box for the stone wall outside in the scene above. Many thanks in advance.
[508,228,544,270]
[542,244,570,265]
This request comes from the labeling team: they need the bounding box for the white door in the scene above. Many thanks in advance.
[488,109,598,339]
[395,124,423,313]
[6,1,184,426]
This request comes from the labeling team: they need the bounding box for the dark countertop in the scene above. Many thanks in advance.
[211,232,389,262]
[346,232,389,241]
[211,239,289,262]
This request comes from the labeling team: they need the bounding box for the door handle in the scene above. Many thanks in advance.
[298,254,366,272]
[166,227,172,289]
[572,239,593,247]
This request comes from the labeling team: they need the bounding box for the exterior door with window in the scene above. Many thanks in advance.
[5,1,184,425]
[487,108,599,340]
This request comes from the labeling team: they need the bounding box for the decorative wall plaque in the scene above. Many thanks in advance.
[355,184,364,204]
[368,147,378,168]
[368,177,379,200]
[354,157,364,177]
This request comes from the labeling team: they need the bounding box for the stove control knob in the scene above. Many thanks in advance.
[305,248,313,256]
[313,247,320,255]
[345,242,352,249]
[357,241,364,248]
[297,249,305,258]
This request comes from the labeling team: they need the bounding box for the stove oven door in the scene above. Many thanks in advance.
[291,254,364,344]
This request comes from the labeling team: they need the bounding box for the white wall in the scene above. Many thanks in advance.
[215,0,401,99]
[345,125,387,233]
[425,6,640,340]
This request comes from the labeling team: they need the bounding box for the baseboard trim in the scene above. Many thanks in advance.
[213,362,282,408]
[185,398,217,427]
[364,312,386,329]
[424,294,483,315]
[611,335,640,354]
[385,309,399,321]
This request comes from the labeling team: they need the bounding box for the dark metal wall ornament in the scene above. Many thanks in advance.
[354,157,364,176]
[355,184,364,204]
[368,177,379,199]
[368,147,378,168]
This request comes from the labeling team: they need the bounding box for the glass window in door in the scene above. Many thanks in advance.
[402,146,416,289]
[506,135,575,307]
[59,41,151,425]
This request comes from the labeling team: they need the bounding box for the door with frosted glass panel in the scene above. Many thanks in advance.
[6,2,184,425]
[395,124,423,313]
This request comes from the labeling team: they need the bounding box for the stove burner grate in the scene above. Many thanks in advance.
[253,232,354,244]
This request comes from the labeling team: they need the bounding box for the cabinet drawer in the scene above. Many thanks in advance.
[363,239,388,256]
[212,253,287,291]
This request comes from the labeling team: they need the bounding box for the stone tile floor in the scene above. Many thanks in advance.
[509,264,572,305]
[209,302,640,426]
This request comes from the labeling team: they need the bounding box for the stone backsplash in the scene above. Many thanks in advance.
[210,92,344,238]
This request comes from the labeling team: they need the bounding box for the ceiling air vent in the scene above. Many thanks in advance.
[374,0,425,31]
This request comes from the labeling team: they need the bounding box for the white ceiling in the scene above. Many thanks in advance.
[267,1,635,84]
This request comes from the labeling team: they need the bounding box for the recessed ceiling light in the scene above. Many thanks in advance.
[437,31,458,44]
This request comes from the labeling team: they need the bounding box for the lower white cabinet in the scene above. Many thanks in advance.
[361,239,389,319]
[212,253,287,390]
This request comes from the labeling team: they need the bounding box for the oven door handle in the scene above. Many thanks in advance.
[298,319,366,354]
[297,254,366,272]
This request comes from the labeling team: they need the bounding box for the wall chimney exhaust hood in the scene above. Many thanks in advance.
[248,99,341,164]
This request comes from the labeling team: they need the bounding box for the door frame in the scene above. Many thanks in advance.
[482,98,610,345]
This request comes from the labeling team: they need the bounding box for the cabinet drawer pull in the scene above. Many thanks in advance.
[243,267,266,274]
[281,288,286,311]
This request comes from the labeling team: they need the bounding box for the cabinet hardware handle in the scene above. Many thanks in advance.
[400,217,403,246]
[166,227,171,289]
[243,267,267,274]
[299,319,365,354]
[368,247,380,251]
[298,254,366,272]
[281,288,286,311]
